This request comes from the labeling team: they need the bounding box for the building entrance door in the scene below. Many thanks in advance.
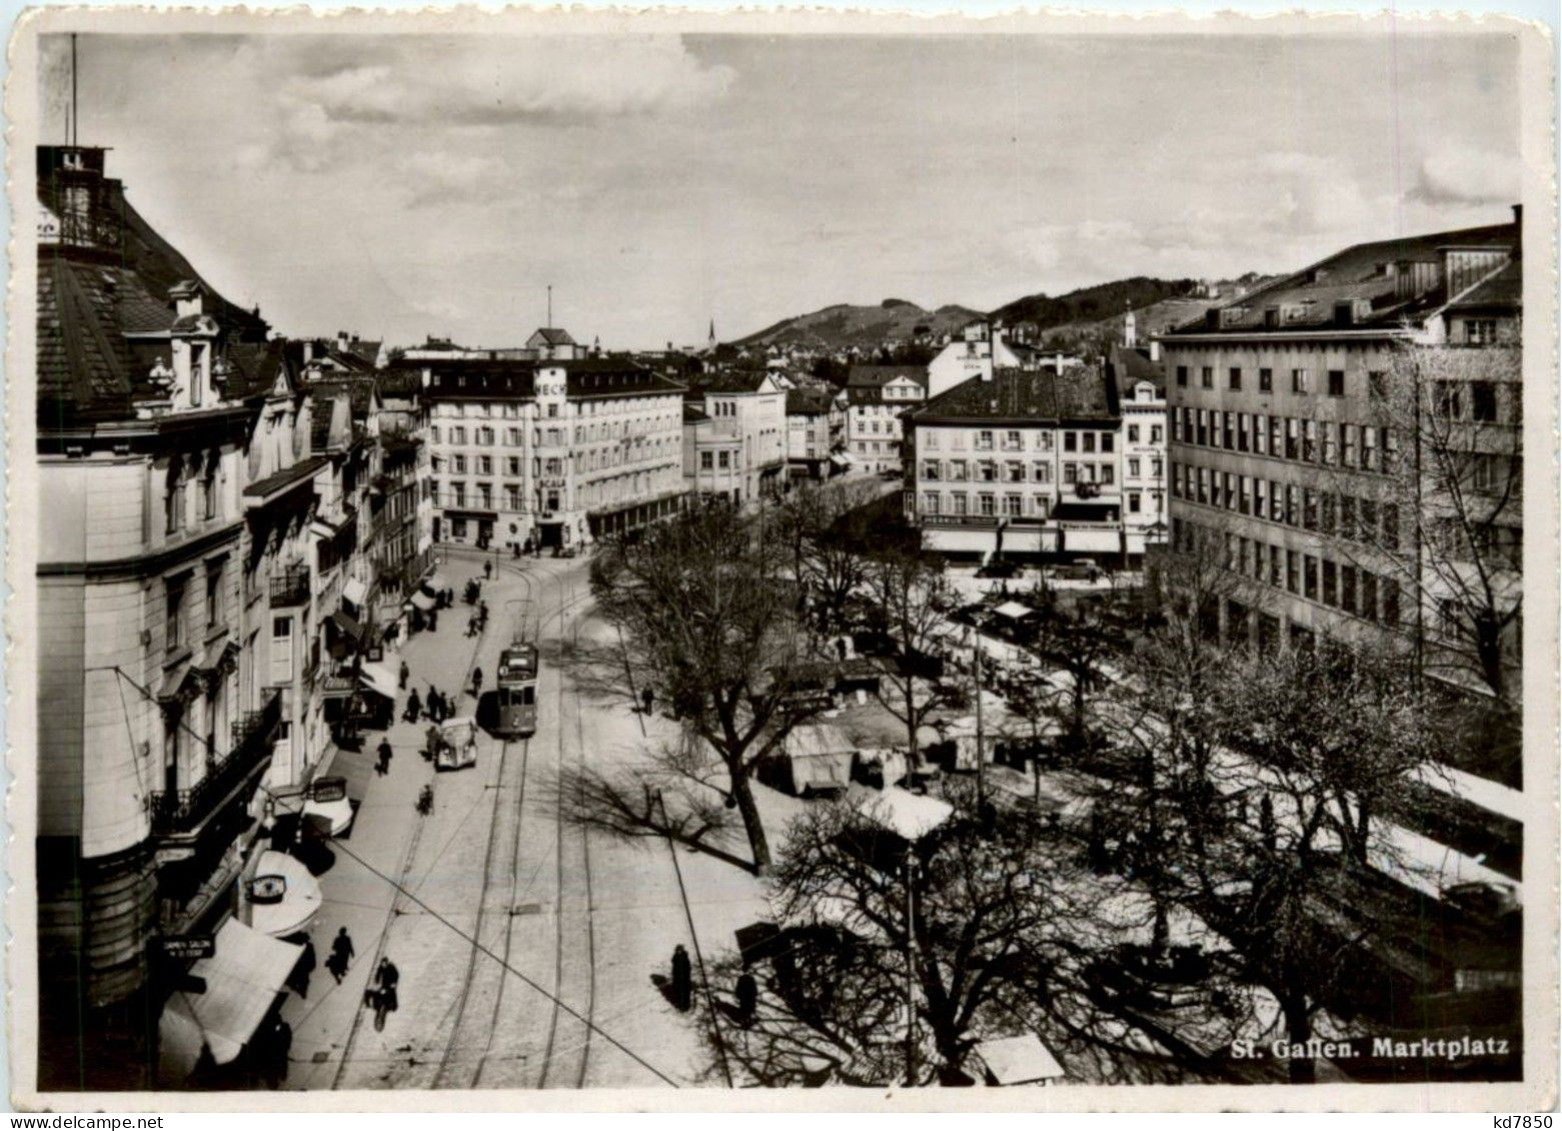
[538,522,564,550]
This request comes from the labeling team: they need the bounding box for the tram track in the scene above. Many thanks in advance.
[538,567,600,1089]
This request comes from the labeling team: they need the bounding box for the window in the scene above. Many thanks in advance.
[1270,544,1283,587]
[1320,492,1336,535]
[1322,426,1337,466]
[1237,415,1249,453]
[1004,494,1022,517]
[1359,499,1378,544]
[1100,433,1115,453]
[1328,370,1345,397]
[1032,495,1050,519]
[1465,318,1499,345]
[1322,560,1337,606]
[1472,382,1498,423]
[478,426,495,445]
[1128,491,1141,513]
[1254,477,1267,518]
[1286,484,1299,526]
[952,493,968,516]
[1007,462,1025,483]
[1229,367,1242,391]
[452,426,467,444]
[950,460,968,481]
[1286,550,1300,594]
[1200,366,1213,389]
[1291,368,1309,395]
[507,457,521,476]
[1361,427,1377,471]
[1004,430,1022,450]
[1382,578,1400,625]
[979,461,997,482]
[507,428,522,446]
[1101,465,1115,485]
[1339,495,1356,541]
[976,430,994,451]
[1259,368,1273,393]
[922,460,941,481]
[1176,366,1188,387]
[202,463,217,521]
[506,484,522,510]
[478,456,492,475]
[1127,425,1140,443]
[452,518,469,539]
[453,454,468,474]
[1303,488,1318,531]
[1341,424,1356,467]
[1269,416,1282,455]
[1436,382,1463,419]
[165,466,185,536]
[477,483,492,508]
[1064,463,1078,485]
[1223,412,1234,450]
[1360,573,1378,622]
[1128,458,1141,478]
[451,481,466,507]
[166,576,187,652]
[718,451,731,470]
[924,431,939,450]
[1150,425,1163,444]
[1063,432,1077,453]
[1341,566,1357,614]
[978,494,995,517]
[1285,418,1299,461]
[1033,463,1051,483]
[923,492,940,514]
[1150,457,1163,479]
[205,564,222,628]
[547,404,559,419]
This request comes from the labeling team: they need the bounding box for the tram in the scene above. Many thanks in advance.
[495,641,539,738]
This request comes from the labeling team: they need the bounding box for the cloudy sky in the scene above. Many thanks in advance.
[41,30,1520,349]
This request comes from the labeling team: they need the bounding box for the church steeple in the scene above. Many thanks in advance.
[708,318,717,350]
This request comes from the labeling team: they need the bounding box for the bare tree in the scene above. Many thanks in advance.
[590,499,826,872]
[770,478,885,636]
[1323,337,1522,770]
[699,782,1128,1086]
[860,546,964,774]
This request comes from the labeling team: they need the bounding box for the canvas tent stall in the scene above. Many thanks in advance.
[972,1034,1067,1086]
[763,722,855,797]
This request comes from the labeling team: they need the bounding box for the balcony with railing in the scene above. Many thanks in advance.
[149,689,282,839]
[270,565,310,606]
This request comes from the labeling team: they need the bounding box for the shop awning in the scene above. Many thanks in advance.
[158,918,302,1068]
[248,850,323,939]
[410,589,437,611]
[359,661,400,701]
[342,577,368,608]
[993,601,1033,620]
[974,1034,1066,1085]
[329,609,366,646]
[829,453,852,468]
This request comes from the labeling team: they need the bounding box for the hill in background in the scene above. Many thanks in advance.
[734,299,983,351]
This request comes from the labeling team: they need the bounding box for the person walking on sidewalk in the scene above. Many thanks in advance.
[671,944,692,1013]
[484,560,492,580]
[399,660,410,690]
[376,737,393,777]
[641,687,655,716]
[471,667,484,700]
[328,927,355,983]
[404,688,422,725]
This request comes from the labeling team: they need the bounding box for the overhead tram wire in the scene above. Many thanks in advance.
[102,638,682,1087]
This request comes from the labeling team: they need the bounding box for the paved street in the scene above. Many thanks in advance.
[280,549,771,1090]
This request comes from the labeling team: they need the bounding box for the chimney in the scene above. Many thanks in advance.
[1149,339,1161,363]
[169,280,203,320]
[337,331,350,353]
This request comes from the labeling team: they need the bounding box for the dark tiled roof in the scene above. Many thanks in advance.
[1445,259,1522,312]
[420,356,683,401]
[686,370,775,394]
[1105,343,1164,394]
[787,388,836,416]
[310,396,338,453]
[910,367,1118,424]
[310,376,376,417]
[225,338,293,402]
[1169,220,1518,336]
[531,327,576,346]
[847,365,926,389]
[684,404,709,423]
[375,368,423,398]
[38,254,133,411]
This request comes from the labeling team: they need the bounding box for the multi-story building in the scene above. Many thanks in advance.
[1162,212,1522,688]
[34,144,312,1088]
[785,386,847,480]
[844,365,927,474]
[423,353,687,552]
[682,370,789,502]
[1107,310,1171,557]
[902,367,1127,562]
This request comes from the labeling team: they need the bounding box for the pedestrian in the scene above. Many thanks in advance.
[288,934,317,999]
[671,944,692,1013]
[484,560,492,580]
[376,737,393,776]
[735,971,757,1026]
[471,667,484,699]
[404,688,421,724]
[433,689,447,723]
[330,927,354,983]
[641,686,654,716]
[836,636,848,662]
[267,1017,292,1089]
[376,957,400,1004]
[399,660,410,690]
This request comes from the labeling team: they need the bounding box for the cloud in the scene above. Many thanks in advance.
[1409,145,1521,206]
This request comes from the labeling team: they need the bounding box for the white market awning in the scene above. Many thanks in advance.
[359,661,400,701]
[853,786,953,842]
[342,577,368,608]
[993,601,1033,620]
[302,795,355,838]
[247,850,323,939]
[975,1034,1067,1085]
[410,590,437,611]
[160,918,302,1067]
